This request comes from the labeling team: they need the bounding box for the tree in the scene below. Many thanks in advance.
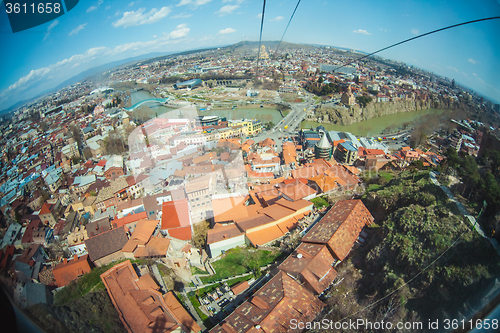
[192,220,210,249]
[40,121,49,132]
[71,156,81,165]
[265,122,275,130]
[103,130,126,155]
[69,124,83,148]
[82,147,92,160]
[356,95,372,108]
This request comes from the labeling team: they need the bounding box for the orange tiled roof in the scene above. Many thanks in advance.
[101,260,201,333]
[278,180,317,201]
[52,254,93,287]
[212,196,250,223]
[112,211,148,229]
[278,243,337,295]
[207,224,244,244]
[230,281,250,295]
[210,271,323,333]
[246,225,284,246]
[122,219,159,253]
[39,203,54,215]
[168,226,192,240]
[161,199,190,230]
[302,200,374,261]
[134,236,170,257]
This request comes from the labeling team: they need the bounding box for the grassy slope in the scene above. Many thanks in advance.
[200,248,282,283]
[321,171,500,331]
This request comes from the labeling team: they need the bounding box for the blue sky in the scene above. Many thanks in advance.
[1,0,499,110]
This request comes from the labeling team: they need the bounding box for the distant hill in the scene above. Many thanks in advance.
[0,51,173,115]
[0,41,341,115]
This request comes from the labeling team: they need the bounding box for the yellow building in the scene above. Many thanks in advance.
[228,119,263,136]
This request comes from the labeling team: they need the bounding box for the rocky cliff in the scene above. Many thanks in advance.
[314,99,434,126]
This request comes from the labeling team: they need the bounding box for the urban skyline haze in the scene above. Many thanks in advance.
[1,0,499,110]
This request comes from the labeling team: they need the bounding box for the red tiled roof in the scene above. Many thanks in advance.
[246,225,284,246]
[210,271,324,333]
[207,224,244,244]
[278,243,337,295]
[161,199,190,230]
[101,260,200,333]
[39,203,54,215]
[112,211,148,229]
[302,200,374,261]
[230,281,249,296]
[168,226,192,241]
[52,254,93,287]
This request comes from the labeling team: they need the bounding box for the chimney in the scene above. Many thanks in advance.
[63,258,67,265]
[73,254,78,261]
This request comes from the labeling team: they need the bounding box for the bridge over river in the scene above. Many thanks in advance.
[125,97,170,111]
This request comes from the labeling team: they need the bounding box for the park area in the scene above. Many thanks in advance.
[200,247,283,283]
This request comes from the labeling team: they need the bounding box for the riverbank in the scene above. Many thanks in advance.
[198,107,283,124]
[302,108,448,136]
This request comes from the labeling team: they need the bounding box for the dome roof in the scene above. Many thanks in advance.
[316,132,332,149]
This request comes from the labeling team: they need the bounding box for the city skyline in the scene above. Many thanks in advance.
[1,0,499,110]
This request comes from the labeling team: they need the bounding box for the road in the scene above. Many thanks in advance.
[273,93,315,133]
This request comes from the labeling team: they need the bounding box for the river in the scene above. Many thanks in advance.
[130,90,283,123]
[301,108,449,137]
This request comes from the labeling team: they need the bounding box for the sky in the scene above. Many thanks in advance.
[1,0,499,111]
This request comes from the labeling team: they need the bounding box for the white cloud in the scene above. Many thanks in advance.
[171,13,192,19]
[448,66,458,73]
[199,35,214,41]
[44,19,59,40]
[256,13,262,19]
[168,24,190,39]
[352,29,371,35]
[468,58,480,65]
[112,7,172,28]
[129,2,134,6]
[69,23,87,36]
[411,28,419,35]
[218,27,236,34]
[270,16,284,22]
[88,0,103,12]
[177,0,212,7]
[105,6,111,10]
[1,26,199,108]
[48,20,59,31]
[216,4,239,16]
[4,47,107,96]
[153,35,157,38]
[472,73,485,84]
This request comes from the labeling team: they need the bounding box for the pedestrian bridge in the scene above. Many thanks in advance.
[125,97,170,111]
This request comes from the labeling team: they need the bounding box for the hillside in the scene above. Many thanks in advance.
[319,171,500,332]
